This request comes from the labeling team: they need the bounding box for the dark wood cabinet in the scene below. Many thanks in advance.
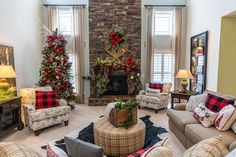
[0,97,23,137]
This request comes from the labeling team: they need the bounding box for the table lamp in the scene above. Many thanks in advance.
[0,65,17,90]
[175,69,194,91]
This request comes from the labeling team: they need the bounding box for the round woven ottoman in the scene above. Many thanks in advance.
[94,117,146,157]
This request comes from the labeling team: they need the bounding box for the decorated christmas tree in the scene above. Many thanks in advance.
[38,30,75,102]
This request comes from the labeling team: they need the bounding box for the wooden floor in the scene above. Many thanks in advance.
[0,104,186,157]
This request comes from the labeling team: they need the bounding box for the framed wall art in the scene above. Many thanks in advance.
[190,31,208,94]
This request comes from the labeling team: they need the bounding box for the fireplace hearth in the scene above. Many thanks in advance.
[105,75,128,95]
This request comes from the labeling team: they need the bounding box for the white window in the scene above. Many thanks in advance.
[58,7,78,93]
[153,50,173,83]
[154,10,173,36]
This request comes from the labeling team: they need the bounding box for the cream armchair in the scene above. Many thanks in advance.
[136,83,172,113]
[19,87,71,136]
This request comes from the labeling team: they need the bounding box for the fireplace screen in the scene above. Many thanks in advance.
[105,75,128,95]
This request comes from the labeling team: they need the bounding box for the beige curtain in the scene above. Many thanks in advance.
[72,6,84,103]
[173,7,185,90]
[145,7,154,83]
[48,6,59,31]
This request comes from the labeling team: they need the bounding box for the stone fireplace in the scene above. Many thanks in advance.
[88,0,141,106]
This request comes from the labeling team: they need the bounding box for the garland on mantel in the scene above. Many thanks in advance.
[83,56,141,98]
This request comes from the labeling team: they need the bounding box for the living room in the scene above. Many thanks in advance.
[0,0,236,157]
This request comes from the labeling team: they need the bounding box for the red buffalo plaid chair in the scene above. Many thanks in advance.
[19,87,71,136]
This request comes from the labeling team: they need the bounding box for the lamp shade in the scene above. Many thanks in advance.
[0,65,17,78]
[175,69,194,79]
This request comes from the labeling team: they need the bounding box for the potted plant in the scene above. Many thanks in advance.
[109,99,138,128]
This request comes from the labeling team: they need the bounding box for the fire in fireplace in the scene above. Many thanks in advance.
[105,74,128,95]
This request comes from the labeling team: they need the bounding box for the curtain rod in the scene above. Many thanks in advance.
[43,4,86,8]
[144,5,186,8]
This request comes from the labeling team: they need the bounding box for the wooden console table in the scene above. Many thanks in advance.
[170,91,197,109]
[0,97,23,137]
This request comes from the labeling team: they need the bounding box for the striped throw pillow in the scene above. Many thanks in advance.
[0,142,42,157]
[183,136,227,157]
[215,105,236,131]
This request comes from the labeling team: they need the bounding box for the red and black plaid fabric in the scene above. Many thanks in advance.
[205,93,235,113]
[35,91,58,109]
[149,83,163,92]
[127,147,150,157]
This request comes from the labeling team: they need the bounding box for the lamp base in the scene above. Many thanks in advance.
[181,79,188,91]
[0,78,10,90]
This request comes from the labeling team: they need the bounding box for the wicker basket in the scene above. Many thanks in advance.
[109,107,137,127]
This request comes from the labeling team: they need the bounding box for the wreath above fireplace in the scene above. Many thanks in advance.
[104,28,128,59]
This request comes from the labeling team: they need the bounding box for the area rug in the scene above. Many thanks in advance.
[41,115,168,155]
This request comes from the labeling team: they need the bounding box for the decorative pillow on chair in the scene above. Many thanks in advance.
[215,105,236,131]
[193,103,218,127]
[204,93,234,112]
[149,83,163,92]
[145,87,161,97]
[183,136,228,157]
[141,138,172,157]
[35,91,58,109]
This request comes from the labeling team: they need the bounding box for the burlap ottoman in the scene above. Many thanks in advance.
[94,117,146,157]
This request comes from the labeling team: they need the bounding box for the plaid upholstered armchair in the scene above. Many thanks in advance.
[136,83,172,113]
[19,87,71,136]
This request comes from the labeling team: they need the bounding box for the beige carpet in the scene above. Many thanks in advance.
[0,104,186,157]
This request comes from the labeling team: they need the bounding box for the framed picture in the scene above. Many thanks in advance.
[190,31,208,94]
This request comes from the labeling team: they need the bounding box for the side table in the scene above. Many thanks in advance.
[170,91,197,109]
[0,97,24,137]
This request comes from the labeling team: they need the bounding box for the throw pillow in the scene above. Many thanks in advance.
[215,105,236,131]
[77,123,94,144]
[0,142,42,157]
[183,136,227,157]
[127,147,151,157]
[141,138,172,157]
[145,87,161,97]
[35,91,58,109]
[64,137,104,157]
[149,83,163,92]
[204,93,234,112]
[193,103,218,127]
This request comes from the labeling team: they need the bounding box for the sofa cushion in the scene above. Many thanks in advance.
[185,124,236,148]
[31,106,71,122]
[136,95,160,103]
[167,109,199,132]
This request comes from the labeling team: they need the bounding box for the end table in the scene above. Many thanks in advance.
[170,91,197,109]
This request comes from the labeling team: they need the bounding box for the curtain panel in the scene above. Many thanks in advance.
[48,6,59,31]
[72,6,84,103]
[145,7,154,83]
[173,7,185,90]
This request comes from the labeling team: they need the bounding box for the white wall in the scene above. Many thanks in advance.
[185,0,236,91]
[0,0,43,91]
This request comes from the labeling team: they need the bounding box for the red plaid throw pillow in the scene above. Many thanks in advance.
[35,91,58,109]
[149,83,163,92]
[127,147,150,157]
[204,93,235,112]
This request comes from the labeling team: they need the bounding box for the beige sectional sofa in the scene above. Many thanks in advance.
[167,91,236,150]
